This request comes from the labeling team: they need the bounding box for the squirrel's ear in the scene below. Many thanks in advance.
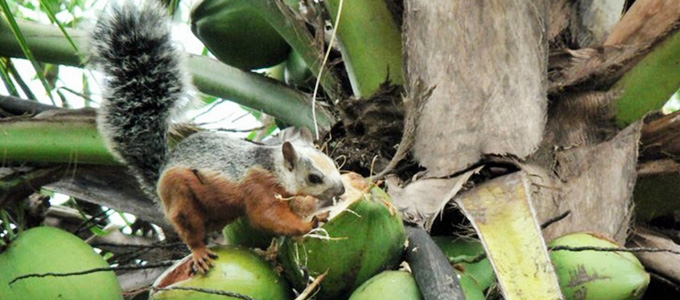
[280,127,314,144]
[298,127,314,143]
[282,142,298,171]
[279,127,294,142]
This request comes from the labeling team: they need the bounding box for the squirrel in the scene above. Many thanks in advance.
[89,0,345,274]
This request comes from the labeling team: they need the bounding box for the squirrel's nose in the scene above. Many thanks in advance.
[334,184,346,197]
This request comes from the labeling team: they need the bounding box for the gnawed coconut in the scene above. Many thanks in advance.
[278,172,406,299]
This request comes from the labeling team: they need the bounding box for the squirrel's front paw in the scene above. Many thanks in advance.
[313,211,330,225]
[309,211,330,230]
[190,247,218,275]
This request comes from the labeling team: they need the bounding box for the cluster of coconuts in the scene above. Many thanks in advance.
[0,173,650,300]
[149,172,649,300]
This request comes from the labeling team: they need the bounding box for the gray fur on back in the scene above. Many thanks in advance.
[164,132,277,179]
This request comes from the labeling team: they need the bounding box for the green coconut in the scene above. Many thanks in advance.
[151,245,291,300]
[349,271,422,300]
[284,50,313,87]
[278,173,406,299]
[347,270,485,300]
[0,226,122,300]
[549,232,649,300]
[432,236,495,291]
[458,273,487,300]
[191,0,291,70]
[222,216,274,249]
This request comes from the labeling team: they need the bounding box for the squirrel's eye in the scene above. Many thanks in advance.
[308,174,323,184]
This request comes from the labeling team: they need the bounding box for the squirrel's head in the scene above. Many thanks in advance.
[277,128,345,206]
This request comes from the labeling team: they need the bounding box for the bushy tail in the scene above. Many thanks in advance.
[91,1,187,197]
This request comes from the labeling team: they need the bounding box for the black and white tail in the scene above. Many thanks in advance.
[91,1,188,198]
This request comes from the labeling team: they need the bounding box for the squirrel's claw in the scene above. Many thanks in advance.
[313,211,330,224]
[190,247,218,275]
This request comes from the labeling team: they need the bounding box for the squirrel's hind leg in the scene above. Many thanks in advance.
[159,167,218,274]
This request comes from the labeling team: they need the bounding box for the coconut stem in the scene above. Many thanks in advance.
[404,225,466,300]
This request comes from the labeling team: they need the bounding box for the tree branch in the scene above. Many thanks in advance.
[0,94,59,115]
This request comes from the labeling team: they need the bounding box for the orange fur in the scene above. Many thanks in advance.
[289,195,319,219]
[158,166,317,273]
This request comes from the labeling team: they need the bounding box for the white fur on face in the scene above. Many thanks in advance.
[276,142,344,201]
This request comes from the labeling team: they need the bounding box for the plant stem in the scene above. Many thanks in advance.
[0,115,116,165]
[0,17,335,131]
[615,28,680,125]
[189,54,334,130]
[245,0,344,100]
[324,0,403,98]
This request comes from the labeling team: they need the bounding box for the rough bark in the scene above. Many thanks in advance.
[628,226,680,284]
[640,110,680,159]
[403,0,549,177]
[605,0,680,45]
[572,0,626,47]
[531,122,641,243]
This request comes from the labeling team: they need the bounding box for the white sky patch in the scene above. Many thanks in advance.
[49,192,71,206]
[50,192,138,234]
[663,92,680,113]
